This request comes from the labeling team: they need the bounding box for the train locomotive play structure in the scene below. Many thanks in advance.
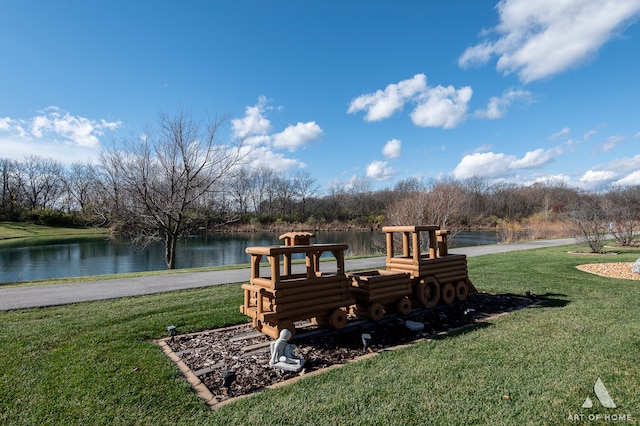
[240,225,477,339]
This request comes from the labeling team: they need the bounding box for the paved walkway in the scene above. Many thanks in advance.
[0,238,577,311]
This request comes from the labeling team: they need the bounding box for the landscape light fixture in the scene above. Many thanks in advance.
[167,325,177,342]
[221,370,236,390]
[361,333,372,350]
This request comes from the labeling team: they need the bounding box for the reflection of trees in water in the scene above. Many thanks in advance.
[345,233,386,256]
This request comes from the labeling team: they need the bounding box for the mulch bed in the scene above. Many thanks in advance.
[162,292,534,407]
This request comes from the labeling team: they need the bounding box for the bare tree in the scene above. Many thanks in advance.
[424,179,465,231]
[228,166,252,215]
[62,162,101,219]
[563,193,609,253]
[0,158,22,219]
[100,109,244,269]
[20,156,65,211]
[385,192,429,226]
[606,185,640,247]
[291,170,319,217]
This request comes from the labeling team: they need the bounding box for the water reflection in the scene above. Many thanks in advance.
[0,231,496,283]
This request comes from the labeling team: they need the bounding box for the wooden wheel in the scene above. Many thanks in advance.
[316,309,348,329]
[328,308,347,329]
[455,280,469,301]
[366,303,385,322]
[441,282,455,305]
[395,297,412,316]
[415,278,440,308]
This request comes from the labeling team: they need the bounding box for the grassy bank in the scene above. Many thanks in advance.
[0,221,109,241]
[1,245,639,424]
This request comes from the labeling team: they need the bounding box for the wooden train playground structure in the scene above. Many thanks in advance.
[240,225,477,340]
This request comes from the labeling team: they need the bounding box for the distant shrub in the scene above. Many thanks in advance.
[20,208,77,227]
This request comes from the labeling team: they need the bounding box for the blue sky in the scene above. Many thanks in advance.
[1,0,639,193]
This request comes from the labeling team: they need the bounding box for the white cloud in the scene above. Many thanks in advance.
[577,154,640,189]
[232,97,322,153]
[347,74,427,121]
[605,154,640,175]
[452,147,561,179]
[615,170,640,186]
[0,117,15,130]
[0,107,121,163]
[348,74,473,129]
[230,97,323,172]
[366,160,395,181]
[28,106,120,148]
[231,95,273,139]
[411,85,473,129]
[272,121,322,151]
[382,139,401,159]
[532,174,572,186]
[475,88,532,119]
[583,129,598,140]
[635,131,640,138]
[550,127,571,139]
[458,0,640,82]
[580,169,618,184]
[453,152,516,179]
[510,147,562,169]
[240,146,305,173]
[601,135,625,152]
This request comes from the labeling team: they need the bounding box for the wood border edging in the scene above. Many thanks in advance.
[156,296,541,411]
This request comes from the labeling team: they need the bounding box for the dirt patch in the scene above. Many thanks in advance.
[160,293,535,408]
[576,262,640,280]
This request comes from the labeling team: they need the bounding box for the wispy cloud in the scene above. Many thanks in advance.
[458,0,640,82]
[601,135,625,152]
[475,88,533,119]
[550,127,570,139]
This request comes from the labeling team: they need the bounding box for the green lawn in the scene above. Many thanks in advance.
[1,244,638,425]
[0,221,109,241]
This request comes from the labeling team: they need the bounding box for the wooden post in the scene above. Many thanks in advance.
[269,255,280,286]
[250,254,262,284]
[428,228,437,259]
[334,249,345,275]
[412,231,420,264]
[402,232,410,257]
[283,253,292,276]
[386,231,394,262]
[436,230,448,257]
[306,251,315,279]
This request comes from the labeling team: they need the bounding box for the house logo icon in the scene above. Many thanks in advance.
[582,378,617,409]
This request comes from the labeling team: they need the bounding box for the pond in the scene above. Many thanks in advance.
[0,230,497,284]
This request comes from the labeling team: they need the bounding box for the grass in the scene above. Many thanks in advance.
[0,221,109,241]
[1,244,639,424]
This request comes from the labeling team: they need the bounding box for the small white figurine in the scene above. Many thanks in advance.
[269,329,305,372]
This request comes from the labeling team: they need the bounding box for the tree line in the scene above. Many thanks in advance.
[1,111,638,267]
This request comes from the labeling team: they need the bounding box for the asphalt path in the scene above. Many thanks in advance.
[0,237,577,311]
